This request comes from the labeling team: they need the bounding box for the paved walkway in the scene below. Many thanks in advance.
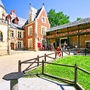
[0,50,75,90]
[0,77,76,90]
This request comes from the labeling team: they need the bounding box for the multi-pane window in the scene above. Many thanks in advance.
[28,39,32,48]
[0,31,3,41]
[42,27,46,35]
[18,32,22,38]
[28,26,32,36]
[11,31,14,37]
[18,42,21,48]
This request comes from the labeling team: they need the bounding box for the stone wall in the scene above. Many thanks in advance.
[0,49,7,55]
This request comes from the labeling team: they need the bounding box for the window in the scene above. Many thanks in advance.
[28,26,32,36]
[11,31,14,37]
[28,39,32,48]
[0,31,3,41]
[18,42,21,48]
[18,32,22,38]
[42,16,46,23]
[41,27,46,35]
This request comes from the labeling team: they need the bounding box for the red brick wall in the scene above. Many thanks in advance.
[37,8,50,44]
[24,23,35,50]
[24,8,50,50]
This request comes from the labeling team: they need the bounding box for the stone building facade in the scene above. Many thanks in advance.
[0,1,50,55]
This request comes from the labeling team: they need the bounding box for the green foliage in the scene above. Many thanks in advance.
[76,17,82,21]
[47,9,70,27]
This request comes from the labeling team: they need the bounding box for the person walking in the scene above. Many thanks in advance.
[56,46,61,57]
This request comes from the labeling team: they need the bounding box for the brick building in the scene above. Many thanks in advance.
[24,3,50,51]
[46,18,90,49]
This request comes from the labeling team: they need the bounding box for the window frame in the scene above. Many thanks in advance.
[28,26,32,36]
[42,16,46,23]
[18,31,22,38]
[11,30,14,37]
[18,42,21,48]
[41,26,46,35]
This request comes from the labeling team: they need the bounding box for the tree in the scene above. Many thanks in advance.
[76,17,82,21]
[47,9,70,27]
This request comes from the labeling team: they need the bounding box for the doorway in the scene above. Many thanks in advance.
[86,42,90,48]
[61,39,67,46]
[11,43,14,50]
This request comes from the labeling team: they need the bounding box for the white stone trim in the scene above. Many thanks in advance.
[35,19,38,51]
[41,25,47,35]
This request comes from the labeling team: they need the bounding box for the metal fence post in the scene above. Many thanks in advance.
[18,60,21,72]
[44,54,46,62]
[74,64,78,85]
[61,49,63,58]
[37,55,39,66]
[68,49,70,55]
[42,60,44,74]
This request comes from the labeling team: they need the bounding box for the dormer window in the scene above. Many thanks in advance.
[42,16,46,23]
[2,13,5,20]
[12,17,19,24]
[6,14,12,24]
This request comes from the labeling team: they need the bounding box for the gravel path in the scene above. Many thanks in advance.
[0,51,54,81]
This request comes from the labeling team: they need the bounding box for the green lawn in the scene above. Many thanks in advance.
[26,55,90,90]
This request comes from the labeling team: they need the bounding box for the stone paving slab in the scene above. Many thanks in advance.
[0,78,76,90]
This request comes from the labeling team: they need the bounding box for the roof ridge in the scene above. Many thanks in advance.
[47,17,90,32]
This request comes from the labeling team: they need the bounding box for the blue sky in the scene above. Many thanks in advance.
[2,0,90,22]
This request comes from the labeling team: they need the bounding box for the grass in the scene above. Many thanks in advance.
[25,55,90,90]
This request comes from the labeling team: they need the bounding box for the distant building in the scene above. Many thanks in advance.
[46,18,90,49]
[0,1,50,55]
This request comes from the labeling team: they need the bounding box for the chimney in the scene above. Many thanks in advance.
[10,10,16,16]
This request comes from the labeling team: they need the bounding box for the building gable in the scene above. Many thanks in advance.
[36,5,50,25]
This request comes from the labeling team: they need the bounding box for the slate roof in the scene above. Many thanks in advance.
[0,0,5,9]
[5,4,42,30]
[24,6,42,26]
[10,17,27,30]
[47,17,90,32]
[29,5,42,21]
[35,8,42,19]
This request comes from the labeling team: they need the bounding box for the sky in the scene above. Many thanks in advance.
[2,0,90,22]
